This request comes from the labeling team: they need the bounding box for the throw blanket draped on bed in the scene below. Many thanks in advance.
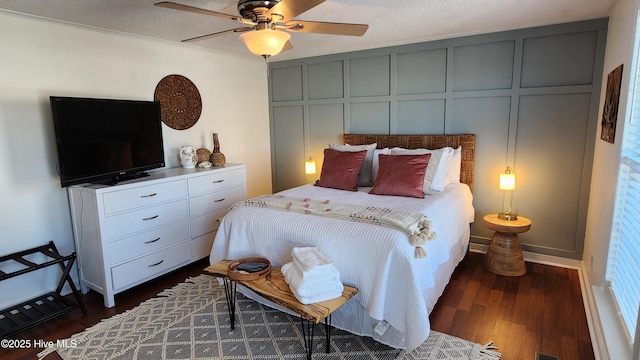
[232,194,437,258]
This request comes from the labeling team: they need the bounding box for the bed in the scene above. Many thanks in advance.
[210,134,476,351]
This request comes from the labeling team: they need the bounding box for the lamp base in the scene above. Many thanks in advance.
[498,212,518,221]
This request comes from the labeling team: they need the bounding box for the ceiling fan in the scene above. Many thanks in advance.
[155,0,369,58]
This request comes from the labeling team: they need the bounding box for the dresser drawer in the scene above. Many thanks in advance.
[111,241,192,291]
[106,221,189,265]
[187,168,245,196]
[102,199,188,240]
[102,180,186,215]
[189,186,245,217]
[192,233,215,260]
[190,208,227,238]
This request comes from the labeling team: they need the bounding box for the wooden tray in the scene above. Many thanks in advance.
[227,257,271,281]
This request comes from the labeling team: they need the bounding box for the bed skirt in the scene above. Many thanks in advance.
[232,227,470,350]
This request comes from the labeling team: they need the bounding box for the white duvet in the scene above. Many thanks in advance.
[210,183,474,351]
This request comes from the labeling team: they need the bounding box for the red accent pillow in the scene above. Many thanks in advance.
[315,148,367,191]
[369,154,432,198]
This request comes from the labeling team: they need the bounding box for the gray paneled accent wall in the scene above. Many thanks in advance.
[268,19,607,259]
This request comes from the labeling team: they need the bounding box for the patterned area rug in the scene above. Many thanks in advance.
[38,275,500,360]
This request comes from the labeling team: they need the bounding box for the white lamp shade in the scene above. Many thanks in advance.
[305,158,316,175]
[499,172,516,190]
[239,29,291,57]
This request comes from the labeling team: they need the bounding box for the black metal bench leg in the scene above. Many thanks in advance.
[300,318,315,360]
[222,279,237,329]
[325,314,331,353]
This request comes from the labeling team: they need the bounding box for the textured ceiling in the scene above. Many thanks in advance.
[0,0,614,62]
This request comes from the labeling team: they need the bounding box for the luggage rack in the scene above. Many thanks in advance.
[0,241,86,339]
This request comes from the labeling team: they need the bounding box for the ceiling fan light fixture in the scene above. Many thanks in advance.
[239,29,291,57]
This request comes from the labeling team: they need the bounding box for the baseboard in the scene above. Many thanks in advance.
[469,243,582,268]
[468,243,607,359]
[582,275,609,360]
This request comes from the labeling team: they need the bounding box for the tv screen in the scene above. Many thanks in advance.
[50,96,165,187]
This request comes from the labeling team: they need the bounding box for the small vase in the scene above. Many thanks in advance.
[210,133,226,167]
[179,145,198,169]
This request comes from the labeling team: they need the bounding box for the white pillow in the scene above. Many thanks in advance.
[445,146,462,185]
[329,143,377,186]
[390,147,452,193]
[441,147,454,186]
[371,148,391,183]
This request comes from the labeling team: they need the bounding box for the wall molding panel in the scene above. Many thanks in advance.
[268,18,608,259]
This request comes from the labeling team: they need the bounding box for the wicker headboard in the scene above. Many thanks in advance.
[343,134,476,192]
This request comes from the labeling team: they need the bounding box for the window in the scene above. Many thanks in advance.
[606,14,640,349]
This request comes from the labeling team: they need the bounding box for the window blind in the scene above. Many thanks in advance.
[606,15,640,345]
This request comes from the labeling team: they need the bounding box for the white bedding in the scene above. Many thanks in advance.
[210,182,474,351]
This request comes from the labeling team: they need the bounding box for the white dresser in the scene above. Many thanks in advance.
[67,164,246,307]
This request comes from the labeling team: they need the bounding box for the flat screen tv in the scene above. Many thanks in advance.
[50,96,165,187]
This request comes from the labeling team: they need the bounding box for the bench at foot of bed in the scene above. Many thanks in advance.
[204,260,359,360]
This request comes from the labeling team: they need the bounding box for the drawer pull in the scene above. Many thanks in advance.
[148,260,164,267]
[214,198,226,202]
[140,193,158,198]
[142,215,159,221]
[144,237,161,244]
[212,179,224,183]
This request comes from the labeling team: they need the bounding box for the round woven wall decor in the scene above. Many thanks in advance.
[154,74,202,130]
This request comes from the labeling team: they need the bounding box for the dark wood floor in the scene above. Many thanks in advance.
[431,252,594,360]
[2,252,593,360]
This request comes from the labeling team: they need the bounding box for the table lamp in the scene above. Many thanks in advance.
[499,166,517,220]
[305,157,316,175]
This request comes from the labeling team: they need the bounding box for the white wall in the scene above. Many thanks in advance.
[584,0,635,288]
[0,11,272,309]
[583,0,637,358]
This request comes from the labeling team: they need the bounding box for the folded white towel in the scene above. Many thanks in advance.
[292,257,340,281]
[291,247,334,272]
[289,283,344,305]
[282,262,343,298]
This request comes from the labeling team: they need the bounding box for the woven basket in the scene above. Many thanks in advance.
[196,148,211,163]
[227,257,271,281]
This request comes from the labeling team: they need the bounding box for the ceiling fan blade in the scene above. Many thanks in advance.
[266,0,325,21]
[155,1,240,21]
[182,27,253,42]
[284,20,368,36]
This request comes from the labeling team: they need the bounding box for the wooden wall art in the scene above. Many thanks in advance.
[154,74,202,130]
[601,64,623,144]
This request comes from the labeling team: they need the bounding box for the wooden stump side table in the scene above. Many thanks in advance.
[483,214,531,276]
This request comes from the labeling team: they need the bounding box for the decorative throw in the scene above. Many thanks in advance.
[231,194,437,258]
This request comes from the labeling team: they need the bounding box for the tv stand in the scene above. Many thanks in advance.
[113,171,150,183]
[94,171,151,186]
